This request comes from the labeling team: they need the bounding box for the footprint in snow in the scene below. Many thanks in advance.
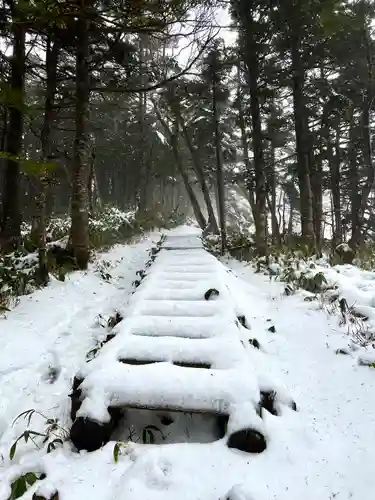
[141,456,173,491]
[222,484,255,500]
[113,453,173,495]
[40,351,61,384]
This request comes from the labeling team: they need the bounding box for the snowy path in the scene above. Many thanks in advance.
[0,227,374,500]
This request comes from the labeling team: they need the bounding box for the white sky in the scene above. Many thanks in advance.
[173,6,237,68]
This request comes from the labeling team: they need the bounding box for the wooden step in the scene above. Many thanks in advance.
[119,358,212,369]
[77,361,258,417]
[121,315,238,339]
[133,300,225,317]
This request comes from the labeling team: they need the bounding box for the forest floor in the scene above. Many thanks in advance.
[0,227,374,500]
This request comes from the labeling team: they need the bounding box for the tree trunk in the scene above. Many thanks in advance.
[236,82,255,214]
[349,0,375,248]
[1,7,25,251]
[137,92,148,213]
[212,79,226,254]
[238,7,267,256]
[311,160,322,252]
[88,156,94,214]
[332,121,342,246]
[153,103,206,229]
[290,17,315,247]
[70,10,90,268]
[268,145,280,244]
[31,35,60,284]
[180,120,219,234]
[349,117,361,248]
[171,131,206,230]
[136,36,150,213]
[351,95,374,247]
[0,108,7,151]
[288,207,294,236]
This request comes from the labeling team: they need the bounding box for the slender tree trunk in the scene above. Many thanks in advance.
[322,99,342,248]
[1,6,25,251]
[137,36,150,213]
[137,92,148,212]
[180,120,219,234]
[311,160,322,252]
[0,107,8,215]
[288,207,294,236]
[0,108,7,151]
[279,191,285,235]
[349,117,362,248]
[171,131,206,230]
[88,154,94,214]
[237,87,255,213]
[247,69,267,255]
[352,95,374,245]
[212,80,226,254]
[269,145,280,244]
[332,121,342,246]
[290,17,315,247]
[91,156,102,211]
[31,35,60,284]
[239,10,267,256]
[350,1,375,247]
[153,103,206,229]
[70,9,90,268]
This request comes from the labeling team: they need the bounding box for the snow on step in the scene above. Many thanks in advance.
[78,362,258,418]
[118,315,236,339]
[145,272,215,282]
[116,335,244,368]
[85,333,244,370]
[138,279,202,290]
[141,287,224,301]
[157,255,213,266]
[133,300,225,317]
[138,271,225,293]
[163,234,203,249]
[156,252,214,261]
[151,265,218,274]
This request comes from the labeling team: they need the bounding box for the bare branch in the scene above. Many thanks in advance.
[90,30,219,94]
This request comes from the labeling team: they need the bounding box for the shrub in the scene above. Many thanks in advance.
[0,205,185,309]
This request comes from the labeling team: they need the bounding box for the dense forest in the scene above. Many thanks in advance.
[0,0,374,271]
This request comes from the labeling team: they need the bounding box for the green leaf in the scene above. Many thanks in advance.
[9,441,17,460]
[47,442,55,453]
[144,425,162,433]
[147,430,155,444]
[10,476,27,500]
[24,472,38,486]
[113,442,120,463]
[28,430,47,438]
[142,425,164,444]
[47,438,63,453]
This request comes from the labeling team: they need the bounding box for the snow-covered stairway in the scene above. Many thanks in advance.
[69,229,294,454]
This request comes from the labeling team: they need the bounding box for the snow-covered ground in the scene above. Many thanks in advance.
[0,227,374,500]
[268,252,375,352]
[223,257,375,500]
